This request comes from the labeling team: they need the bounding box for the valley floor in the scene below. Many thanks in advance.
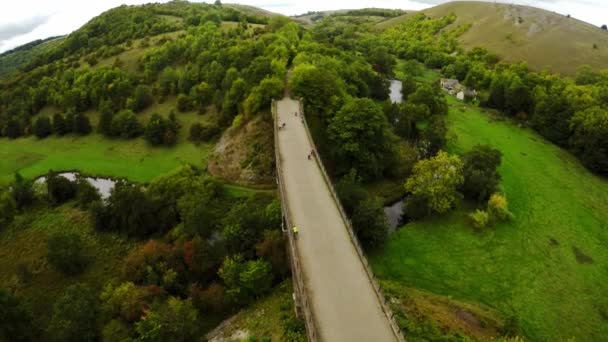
[371,97,608,341]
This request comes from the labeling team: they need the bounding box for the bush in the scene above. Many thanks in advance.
[487,193,514,221]
[12,173,35,210]
[469,209,490,229]
[0,192,16,230]
[75,177,101,209]
[47,284,98,341]
[52,113,69,135]
[177,94,193,112]
[33,116,52,138]
[111,110,143,138]
[46,173,77,205]
[47,232,88,275]
[461,145,502,202]
[352,196,389,250]
[74,113,92,135]
[0,289,37,341]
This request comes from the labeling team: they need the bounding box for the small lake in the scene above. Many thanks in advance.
[36,172,116,199]
[389,80,403,104]
[384,198,405,233]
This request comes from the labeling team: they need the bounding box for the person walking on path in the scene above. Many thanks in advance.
[292,226,298,238]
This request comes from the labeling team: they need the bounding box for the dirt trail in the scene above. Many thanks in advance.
[276,97,397,342]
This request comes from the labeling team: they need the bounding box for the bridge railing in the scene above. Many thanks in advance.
[297,100,405,342]
[272,99,319,342]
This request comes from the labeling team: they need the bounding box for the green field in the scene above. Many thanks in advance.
[0,134,210,183]
[372,98,608,341]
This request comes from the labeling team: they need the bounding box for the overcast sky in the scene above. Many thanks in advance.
[1,0,607,53]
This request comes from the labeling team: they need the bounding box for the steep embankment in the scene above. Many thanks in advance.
[379,1,608,75]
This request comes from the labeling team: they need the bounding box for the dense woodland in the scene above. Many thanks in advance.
[0,1,607,341]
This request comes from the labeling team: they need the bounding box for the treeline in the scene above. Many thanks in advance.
[382,13,608,175]
[343,8,407,18]
[0,166,302,341]
[0,11,299,143]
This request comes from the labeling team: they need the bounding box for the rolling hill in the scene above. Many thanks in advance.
[378,1,608,75]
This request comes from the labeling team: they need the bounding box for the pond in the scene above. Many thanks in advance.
[389,80,403,104]
[36,172,116,199]
[384,198,406,233]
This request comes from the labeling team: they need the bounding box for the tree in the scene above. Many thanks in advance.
[352,197,389,250]
[327,98,394,180]
[12,173,35,210]
[6,118,21,139]
[0,192,16,230]
[177,94,192,112]
[145,113,170,146]
[0,289,36,342]
[111,110,143,138]
[132,84,153,112]
[47,284,98,342]
[46,172,77,205]
[47,232,88,275]
[98,101,114,136]
[505,76,532,115]
[100,281,148,323]
[405,151,464,215]
[461,145,503,202]
[289,63,344,118]
[33,116,53,138]
[569,106,608,174]
[52,113,68,135]
[602,24,607,30]
[74,113,92,135]
[75,177,101,209]
[255,230,289,278]
[135,297,199,341]
[218,255,272,305]
[407,83,448,116]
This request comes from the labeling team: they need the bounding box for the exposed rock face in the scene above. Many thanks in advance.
[207,115,275,187]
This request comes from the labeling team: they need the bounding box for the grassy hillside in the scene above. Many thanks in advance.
[0,37,64,79]
[372,96,608,341]
[379,1,608,75]
[0,205,140,328]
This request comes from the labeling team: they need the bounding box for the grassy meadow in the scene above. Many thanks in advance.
[0,134,210,183]
[372,97,608,341]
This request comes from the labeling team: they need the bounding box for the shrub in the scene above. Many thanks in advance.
[461,145,502,202]
[488,193,514,221]
[111,110,143,138]
[469,209,490,229]
[47,284,98,341]
[74,113,92,135]
[33,116,52,138]
[47,232,88,275]
[177,94,192,112]
[12,173,35,210]
[46,173,77,205]
[352,196,389,250]
[75,177,101,209]
[0,289,37,341]
[0,192,16,231]
[52,113,68,135]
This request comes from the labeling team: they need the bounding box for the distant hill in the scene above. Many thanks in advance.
[378,1,608,75]
[0,37,64,79]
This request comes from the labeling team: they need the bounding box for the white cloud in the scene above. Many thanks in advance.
[0,0,606,53]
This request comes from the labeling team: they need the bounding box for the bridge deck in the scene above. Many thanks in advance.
[276,97,397,342]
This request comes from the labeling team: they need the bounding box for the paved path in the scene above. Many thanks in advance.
[276,97,397,342]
